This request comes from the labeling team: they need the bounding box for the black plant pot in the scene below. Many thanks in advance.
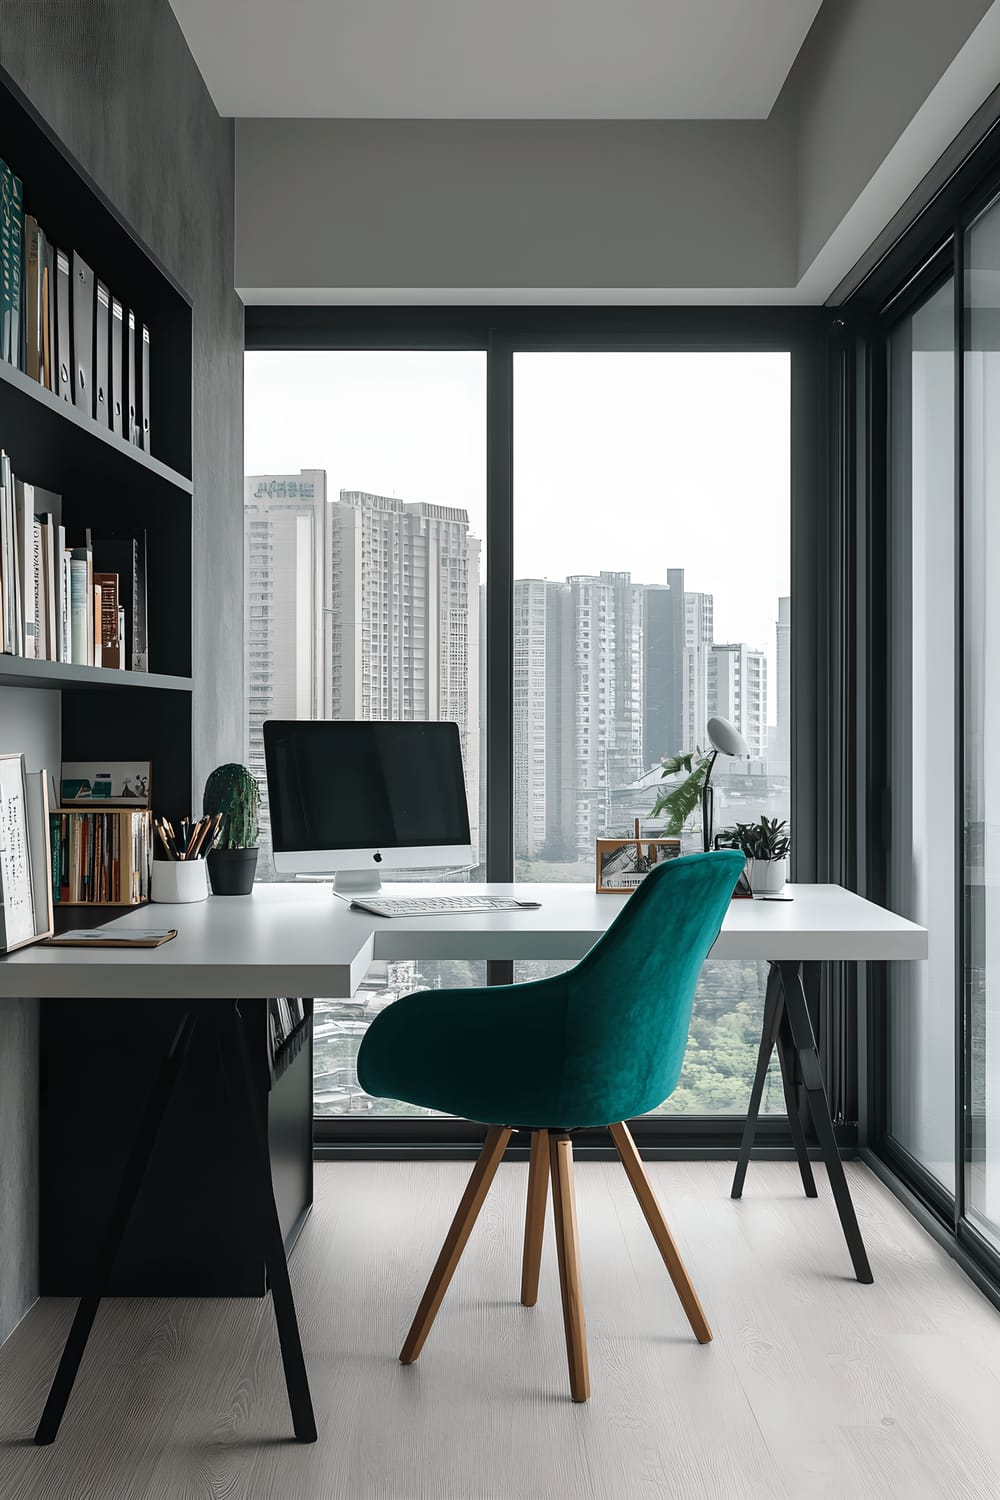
[207,847,258,895]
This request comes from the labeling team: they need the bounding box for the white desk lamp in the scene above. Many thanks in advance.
[702,715,750,853]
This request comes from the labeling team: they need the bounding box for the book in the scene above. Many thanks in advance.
[0,159,23,365]
[93,582,102,667]
[139,323,150,449]
[44,240,55,390]
[0,449,20,653]
[24,214,43,381]
[93,570,122,668]
[12,478,35,658]
[56,248,71,401]
[49,808,152,906]
[95,280,110,424]
[43,927,176,948]
[69,550,89,664]
[93,533,147,671]
[110,297,123,436]
[126,309,136,443]
[71,252,94,414]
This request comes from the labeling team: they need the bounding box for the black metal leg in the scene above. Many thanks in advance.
[731,963,784,1198]
[35,1007,200,1445]
[216,1005,317,1443]
[774,1007,818,1198]
[777,962,874,1284]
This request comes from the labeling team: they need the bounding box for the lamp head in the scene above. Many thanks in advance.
[707,715,749,759]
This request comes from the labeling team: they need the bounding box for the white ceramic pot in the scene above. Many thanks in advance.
[151,859,209,903]
[745,857,787,896]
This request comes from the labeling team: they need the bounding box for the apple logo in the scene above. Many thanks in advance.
[373,851,383,863]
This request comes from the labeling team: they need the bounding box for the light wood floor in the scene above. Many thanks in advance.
[2,1159,1000,1499]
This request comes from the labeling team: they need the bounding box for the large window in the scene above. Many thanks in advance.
[243,314,813,1136]
[244,350,487,1117]
[512,352,790,1113]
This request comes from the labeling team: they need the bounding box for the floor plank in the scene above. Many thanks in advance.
[1,1160,999,1499]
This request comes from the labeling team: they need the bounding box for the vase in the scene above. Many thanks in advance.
[745,856,787,896]
[207,847,258,895]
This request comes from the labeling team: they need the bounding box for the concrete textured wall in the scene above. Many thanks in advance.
[0,0,243,1343]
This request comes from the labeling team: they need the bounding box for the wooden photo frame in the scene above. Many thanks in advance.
[0,754,53,953]
[595,834,681,894]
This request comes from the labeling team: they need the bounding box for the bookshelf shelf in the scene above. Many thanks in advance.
[0,356,193,502]
[0,656,192,692]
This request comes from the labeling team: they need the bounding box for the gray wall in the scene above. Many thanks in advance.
[235,0,1000,301]
[236,116,796,296]
[780,0,994,277]
[0,0,243,1344]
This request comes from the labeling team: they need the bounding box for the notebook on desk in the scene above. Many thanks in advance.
[43,926,177,947]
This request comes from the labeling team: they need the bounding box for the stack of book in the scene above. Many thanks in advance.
[1,156,150,448]
[0,449,147,667]
[49,808,152,906]
[268,997,307,1069]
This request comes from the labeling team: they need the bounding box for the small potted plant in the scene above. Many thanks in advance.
[203,763,261,895]
[725,816,791,896]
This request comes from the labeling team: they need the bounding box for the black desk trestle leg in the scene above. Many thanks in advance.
[730,961,872,1284]
[35,1007,200,1445]
[731,963,784,1200]
[774,1004,818,1198]
[216,1004,317,1444]
[776,963,873,1284]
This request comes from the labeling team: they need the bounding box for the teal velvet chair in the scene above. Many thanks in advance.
[357,849,744,1402]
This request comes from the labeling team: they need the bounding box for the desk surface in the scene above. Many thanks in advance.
[0,882,928,1000]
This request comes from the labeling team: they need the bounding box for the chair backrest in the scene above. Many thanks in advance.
[551,850,744,1127]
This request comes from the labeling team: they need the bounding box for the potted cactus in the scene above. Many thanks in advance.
[203,763,261,895]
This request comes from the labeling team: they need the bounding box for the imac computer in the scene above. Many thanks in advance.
[263,719,475,894]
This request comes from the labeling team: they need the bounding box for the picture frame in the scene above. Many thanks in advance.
[0,754,53,953]
[595,833,681,894]
[60,760,152,807]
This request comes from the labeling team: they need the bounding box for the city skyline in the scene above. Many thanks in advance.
[244,348,790,678]
[244,471,789,871]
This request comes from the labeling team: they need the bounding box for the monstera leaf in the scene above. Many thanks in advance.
[651,749,712,836]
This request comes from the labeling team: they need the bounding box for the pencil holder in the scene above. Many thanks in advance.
[151,859,209,904]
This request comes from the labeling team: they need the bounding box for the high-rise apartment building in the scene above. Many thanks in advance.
[244,470,328,872]
[328,489,481,853]
[709,643,768,759]
[683,590,714,752]
[642,568,686,769]
[513,579,574,858]
[773,595,791,777]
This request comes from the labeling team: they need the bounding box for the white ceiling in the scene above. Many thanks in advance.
[168,0,822,120]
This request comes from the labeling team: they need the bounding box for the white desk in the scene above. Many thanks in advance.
[0,879,926,1445]
[0,882,928,999]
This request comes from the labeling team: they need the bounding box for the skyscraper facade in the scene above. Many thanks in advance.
[709,643,768,759]
[773,594,791,777]
[642,568,686,769]
[244,469,328,871]
[683,590,714,753]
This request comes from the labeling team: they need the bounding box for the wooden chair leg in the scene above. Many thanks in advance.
[609,1121,713,1345]
[399,1125,512,1365]
[520,1130,549,1306]
[549,1133,590,1402]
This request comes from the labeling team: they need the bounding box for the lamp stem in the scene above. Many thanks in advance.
[701,751,719,854]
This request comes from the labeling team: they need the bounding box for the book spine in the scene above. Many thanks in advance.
[31,519,41,659]
[69,554,89,664]
[0,160,23,365]
[24,214,41,380]
[60,544,70,662]
[49,813,61,906]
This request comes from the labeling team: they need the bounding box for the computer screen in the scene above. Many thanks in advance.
[263,720,473,883]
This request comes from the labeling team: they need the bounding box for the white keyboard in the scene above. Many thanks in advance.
[349,895,542,918]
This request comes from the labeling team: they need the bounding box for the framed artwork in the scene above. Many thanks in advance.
[0,753,53,953]
[60,760,151,806]
[595,833,681,894]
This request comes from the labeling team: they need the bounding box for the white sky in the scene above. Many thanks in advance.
[245,348,790,710]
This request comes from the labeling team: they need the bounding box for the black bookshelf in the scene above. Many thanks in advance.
[1,62,314,1296]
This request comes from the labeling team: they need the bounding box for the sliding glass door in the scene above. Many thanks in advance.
[965,194,1000,1246]
[885,275,956,1192]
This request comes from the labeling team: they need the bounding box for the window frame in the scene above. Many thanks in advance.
[245,305,833,1154]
